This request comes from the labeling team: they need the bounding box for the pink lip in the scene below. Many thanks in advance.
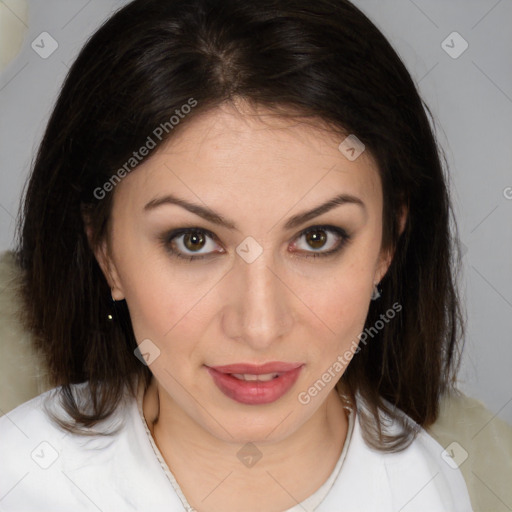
[206,362,304,405]
[209,362,303,374]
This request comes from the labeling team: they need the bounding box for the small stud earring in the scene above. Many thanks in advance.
[108,288,117,320]
[371,283,382,301]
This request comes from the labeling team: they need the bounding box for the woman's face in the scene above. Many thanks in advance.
[95,101,394,444]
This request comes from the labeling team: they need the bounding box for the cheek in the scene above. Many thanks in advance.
[115,249,193,342]
[295,248,377,363]
[307,270,371,344]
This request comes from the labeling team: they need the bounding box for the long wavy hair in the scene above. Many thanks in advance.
[15,0,465,451]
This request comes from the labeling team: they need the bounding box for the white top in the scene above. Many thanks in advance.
[0,379,474,512]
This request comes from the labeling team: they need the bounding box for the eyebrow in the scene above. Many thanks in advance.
[144,192,366,231]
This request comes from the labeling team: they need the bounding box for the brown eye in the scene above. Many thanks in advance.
[183,231,206,252]
[162,227,223,260]
[305,229,328,249]
[291,225,350,259]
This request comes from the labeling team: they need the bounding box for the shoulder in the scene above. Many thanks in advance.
[0,383,132,511]
[318,395,474,512]
[0,382,130,446]
[0,385,77,510]
[0,382,121,464]
[0,380,184,511]
[380,422,474,511]
[0,386,71,465]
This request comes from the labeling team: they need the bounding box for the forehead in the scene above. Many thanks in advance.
[112,102,382,216]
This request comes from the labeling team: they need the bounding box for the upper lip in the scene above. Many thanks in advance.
[207,362,304,374]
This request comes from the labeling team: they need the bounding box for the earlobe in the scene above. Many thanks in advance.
[374,203,409,285]
[82,215,125,301]
[374,248,393,286]
[97,240,125,301]
[398,203,408,237]
[105,262,126,302]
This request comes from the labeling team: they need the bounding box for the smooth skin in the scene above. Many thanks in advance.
[89,99,405,512]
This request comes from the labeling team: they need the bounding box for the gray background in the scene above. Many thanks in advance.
[0,0,511,424]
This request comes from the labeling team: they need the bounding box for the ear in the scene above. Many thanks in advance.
[82,209,125,301]
[373,203,408,285]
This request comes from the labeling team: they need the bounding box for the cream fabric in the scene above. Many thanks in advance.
[426,390,512,511]
[0,251,51,412]
[0,250,511,510]
[0,0,28,72]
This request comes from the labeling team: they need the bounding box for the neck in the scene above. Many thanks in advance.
[142,376,351,512]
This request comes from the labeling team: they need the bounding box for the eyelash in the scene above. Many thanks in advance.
[159,225,351,262]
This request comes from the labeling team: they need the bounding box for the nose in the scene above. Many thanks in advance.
[221,247,295,351]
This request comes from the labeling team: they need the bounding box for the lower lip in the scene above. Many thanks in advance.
[206,366,304,405]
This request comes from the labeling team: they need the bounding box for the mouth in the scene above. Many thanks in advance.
[230,372,282,382]
[205,362,304,405]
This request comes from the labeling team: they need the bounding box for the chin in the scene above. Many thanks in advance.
[204,407,304,446]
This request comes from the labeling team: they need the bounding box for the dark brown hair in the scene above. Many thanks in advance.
[15,0,465,451]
